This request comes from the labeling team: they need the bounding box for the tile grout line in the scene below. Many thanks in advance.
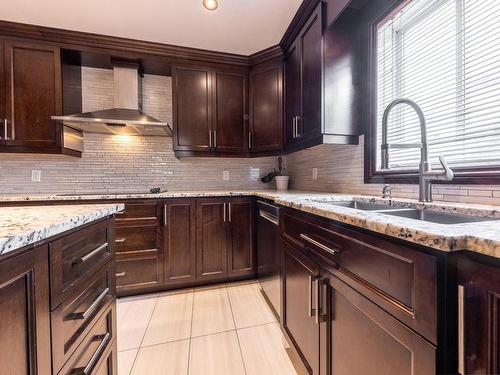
[187,290,196,375]
[226,284,249,375]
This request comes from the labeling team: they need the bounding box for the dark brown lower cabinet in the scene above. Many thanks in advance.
[196,198,228,281]
[0,246,51,375]
[320,269,436,375]
[164,198,197,285]
[457,255,500,375]
[196,197,256,282]
[114,200,163,295]
[282,241,320,375]
[227,197,255,277]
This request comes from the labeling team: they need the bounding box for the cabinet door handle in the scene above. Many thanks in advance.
[315,278,328,324]
[209,130,212,148]
[73,287,110,320]
[74,332,111,375]
[163,204,167,226]
[3,119,8,140]
[308,276,316,318]
[223,202,226,222]
[248,131,252,149]
[116,272,126,277]
[296,116,301,138]
[213,129,217,148]
[228,202,232,222]
[300,234,341,255]
[458,284,465,375]
[72,243,108,264]
[292,117,297,138]
[115,238,126,244]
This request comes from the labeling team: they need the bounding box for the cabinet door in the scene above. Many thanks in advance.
[173,65,213,152]
[196,198,228,281]
[282,241,320,374]
[114,201,163,296]
[458,256,500,375]
[164,199,197,286]
[213,70,248,153]
[0,247,51,375]
[298,4,323,141]
[0,40,4,143]
[227,198,255,277]
[249,61,283,153]
[321,271,436,375]
[284,41,302,147]
[3,39,62,152]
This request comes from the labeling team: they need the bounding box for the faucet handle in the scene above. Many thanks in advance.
[438,156,454,181]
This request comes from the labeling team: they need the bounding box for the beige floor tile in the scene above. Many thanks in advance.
[131,340,190,375]
[228,282,276,328]
[238,323,297,375]
[194,282,227,291]
[189,331,246,375]
[191,287,235,337]
[117,349,138,375]
[117,295,158,351]
[142,290,194,346]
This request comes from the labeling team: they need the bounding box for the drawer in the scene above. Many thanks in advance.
[51,261,116,372]
[281,209,438,344]
[257,200,279,220]
[58,302,116,375]
[114,225,159,254]
[93,339,117,375]
[115,252,163,294]
[115,201,161,227]
[50,219,113,308]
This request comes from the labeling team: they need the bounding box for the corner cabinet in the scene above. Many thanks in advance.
[0,38,80,156]
[172,64,248,157]
[249,58,283,154]
[284,1,360,153]
[457,255,500,375]
[196,197,256,281]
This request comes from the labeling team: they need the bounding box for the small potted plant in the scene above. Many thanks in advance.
[275,156,289,190]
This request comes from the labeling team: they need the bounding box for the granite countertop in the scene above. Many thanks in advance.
[0,203,124,255]
[1,190,500,258]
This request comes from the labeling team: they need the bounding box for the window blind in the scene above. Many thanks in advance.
[376,0,500,171]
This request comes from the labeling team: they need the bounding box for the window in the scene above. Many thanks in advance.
[368,0,500,183]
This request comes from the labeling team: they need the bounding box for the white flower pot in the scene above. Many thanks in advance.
[275,176,290,190]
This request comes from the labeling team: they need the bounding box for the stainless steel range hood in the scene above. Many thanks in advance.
[52,65,172,137]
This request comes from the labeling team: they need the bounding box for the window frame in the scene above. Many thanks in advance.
[364,0,500,185]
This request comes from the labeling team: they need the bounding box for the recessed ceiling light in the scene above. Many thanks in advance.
[203,0,219,11]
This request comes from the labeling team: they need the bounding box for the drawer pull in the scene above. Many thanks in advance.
[116,272,126,278]
[74,332,111,375]
[115,211,125,215]
[74,287,110,320]
[308,276,316,318]
[73,243,108,265]
[300,234,341,255]
[115,238,126,244]
[259,210,279,225]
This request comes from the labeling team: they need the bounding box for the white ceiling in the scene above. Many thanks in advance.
[0,0,303,55]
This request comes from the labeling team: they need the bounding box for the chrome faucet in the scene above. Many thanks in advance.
[381,98,454,202]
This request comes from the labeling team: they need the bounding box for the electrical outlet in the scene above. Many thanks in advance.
[31,170,41,182]
[223,171,230,181]
[312,168,318,180]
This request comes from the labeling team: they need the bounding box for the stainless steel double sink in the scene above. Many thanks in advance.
[314,200,496,225]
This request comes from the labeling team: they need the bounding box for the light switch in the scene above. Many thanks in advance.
[31,170,41,182]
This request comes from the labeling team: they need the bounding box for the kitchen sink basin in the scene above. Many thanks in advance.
[382,209,497,224]
[318,200,399,211]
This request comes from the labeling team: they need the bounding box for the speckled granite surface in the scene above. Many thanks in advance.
[0,204,124,255]
[1,190,500,258]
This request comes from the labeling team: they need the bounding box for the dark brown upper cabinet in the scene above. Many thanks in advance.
[173,64,248,157]
[284,1,360,153]
[0,39,80,156]
[172,65,213,153]
[249,58,283,154]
